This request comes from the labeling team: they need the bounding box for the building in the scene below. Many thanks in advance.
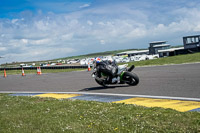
[158,47,184,57]
[116,41,172,57]
[116,50,149,57]
[148,41,170,55]
[183,35,200,50]
[148,41,185,57]
[116,35,200,59]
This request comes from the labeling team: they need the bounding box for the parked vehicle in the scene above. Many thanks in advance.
[92,60,139,87]
[122,57,130,62]
[20,64,32,67]
[40,63,48,66]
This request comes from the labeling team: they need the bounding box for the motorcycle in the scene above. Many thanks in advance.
[92,60,139,87]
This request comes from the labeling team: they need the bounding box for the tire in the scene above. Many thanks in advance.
[95,79,107,87]
[122,71,139,86]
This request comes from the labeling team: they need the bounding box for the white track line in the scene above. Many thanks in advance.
[1,91,200,101]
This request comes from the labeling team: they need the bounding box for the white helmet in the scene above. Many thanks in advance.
[107,56,114,62]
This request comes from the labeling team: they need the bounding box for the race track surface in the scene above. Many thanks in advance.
[1,63,200,99]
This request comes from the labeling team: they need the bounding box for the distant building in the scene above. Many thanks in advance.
[116,35,200,59]
[116,50,149,57]
[148,41,186,57]
[183,35,200,49]
[149,41,170,55]
[158,47,184,57]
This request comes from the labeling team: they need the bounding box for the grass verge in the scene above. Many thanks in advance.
[0,94,199,133]
[127,52,200,67]
[1,52,200,75]
[0,68,85,75]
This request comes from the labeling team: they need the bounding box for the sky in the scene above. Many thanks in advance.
[0,0,200,64]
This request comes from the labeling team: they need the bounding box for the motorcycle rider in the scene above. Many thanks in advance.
[94,57,119,84]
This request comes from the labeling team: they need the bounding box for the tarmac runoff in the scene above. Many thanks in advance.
[8,92,200,112]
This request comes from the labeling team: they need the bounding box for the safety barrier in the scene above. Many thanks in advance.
[0,65,89,71]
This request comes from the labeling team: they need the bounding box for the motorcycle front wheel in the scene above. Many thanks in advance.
[122,71,139,86]
[95,79,107,87]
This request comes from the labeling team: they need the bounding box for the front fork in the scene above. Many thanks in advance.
[92,72,108,83]
[120,71,125,82]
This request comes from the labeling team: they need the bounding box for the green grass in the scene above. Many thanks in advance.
[1,52,200,75]
[0,94,199,133]
[127,52,200,67]
[0,68,85,75]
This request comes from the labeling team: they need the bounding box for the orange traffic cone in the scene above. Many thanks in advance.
[88,63,91,71]
[4,69,7,78]
[22,68,25,76]
[37,67,40,75]
[39,67,42,75]
[37,67,42,75]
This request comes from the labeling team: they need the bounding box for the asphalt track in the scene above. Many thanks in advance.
[1,63,200,99]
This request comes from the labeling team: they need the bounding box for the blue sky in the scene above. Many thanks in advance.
[0,0,200,64]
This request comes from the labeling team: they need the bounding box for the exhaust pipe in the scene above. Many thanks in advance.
[128,65,135,72]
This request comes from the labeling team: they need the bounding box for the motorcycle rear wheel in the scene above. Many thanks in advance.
[122,72,139,86]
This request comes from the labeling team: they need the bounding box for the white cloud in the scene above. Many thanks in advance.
[98,22,105,26]
[1,46,76,63]
[34,20,49,31]
[21,39,28,44]
[87,20,93,26]
[0,47,6,51]
[194,24,200,31]
[11,19,18,24]
[1,1,200,64]
[79,3,90,8]
[100,40,105,45]
[30,38,51,45]
[61,33,74,41]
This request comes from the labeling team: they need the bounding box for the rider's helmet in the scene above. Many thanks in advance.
[107,56,115,64]
[95,57,101,63]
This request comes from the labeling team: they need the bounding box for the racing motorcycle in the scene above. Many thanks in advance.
[92,60,139,87]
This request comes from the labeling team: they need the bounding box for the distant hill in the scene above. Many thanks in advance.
[1,45,184,66]
[0,48,142,67]
[56,48,146,60]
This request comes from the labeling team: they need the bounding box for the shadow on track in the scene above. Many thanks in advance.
[80,85,130,91]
